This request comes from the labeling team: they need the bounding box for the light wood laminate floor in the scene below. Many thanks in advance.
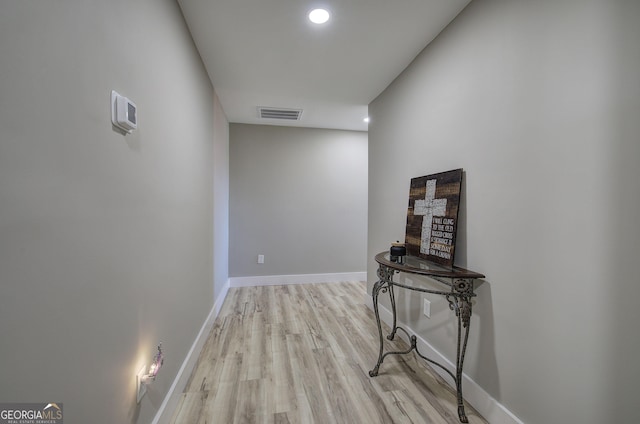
[169,282,486,424]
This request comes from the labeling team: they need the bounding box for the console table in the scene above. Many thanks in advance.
[369,251,485,423]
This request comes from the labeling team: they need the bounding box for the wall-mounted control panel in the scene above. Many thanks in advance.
[111,90,137,133]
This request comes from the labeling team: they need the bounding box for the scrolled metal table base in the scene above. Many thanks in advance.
[369,263,476,423]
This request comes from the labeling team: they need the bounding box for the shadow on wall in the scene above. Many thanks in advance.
[458,175,500,400]
[455,171,469,268]
[398,170,501,402]
[606,1,640,419]
[472,281,500,399]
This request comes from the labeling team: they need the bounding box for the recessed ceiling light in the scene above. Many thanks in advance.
[364,117,370,123]
[308,8,330,24]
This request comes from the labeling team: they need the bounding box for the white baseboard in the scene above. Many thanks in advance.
[364,294,523,424]
[229,271,366,287]
[152,278,231,424]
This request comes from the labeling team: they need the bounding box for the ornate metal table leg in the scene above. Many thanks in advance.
[387,282,398,341]
[369,264,396,377]
[447,279,475,423]
[369,275,387,377]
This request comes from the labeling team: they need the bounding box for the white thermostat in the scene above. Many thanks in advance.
[111,90,137,133]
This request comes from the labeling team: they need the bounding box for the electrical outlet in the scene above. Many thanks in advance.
[257,254,264,264]
[423,298,431,318]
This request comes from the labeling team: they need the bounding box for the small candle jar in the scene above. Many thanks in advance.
[390,242,406,263]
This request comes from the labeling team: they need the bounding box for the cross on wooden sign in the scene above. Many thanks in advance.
[413,179,447,254]
[405,169,462,266]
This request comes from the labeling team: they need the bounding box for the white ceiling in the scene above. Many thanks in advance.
[177,0,471,132]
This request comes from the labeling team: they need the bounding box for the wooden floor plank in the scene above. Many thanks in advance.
[169,282,487,424]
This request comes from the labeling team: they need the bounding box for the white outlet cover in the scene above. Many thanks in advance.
[423,298,431,318]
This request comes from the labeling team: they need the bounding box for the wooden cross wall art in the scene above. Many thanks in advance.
[405,169,463,267]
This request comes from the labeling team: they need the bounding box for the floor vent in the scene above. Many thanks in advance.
[258,107,303,121]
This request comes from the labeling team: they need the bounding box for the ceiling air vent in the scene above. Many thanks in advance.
[258,107,303,121]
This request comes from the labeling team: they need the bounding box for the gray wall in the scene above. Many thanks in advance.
[230,124,368,277]
[368,1,640,423]
[0,1,227,423]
